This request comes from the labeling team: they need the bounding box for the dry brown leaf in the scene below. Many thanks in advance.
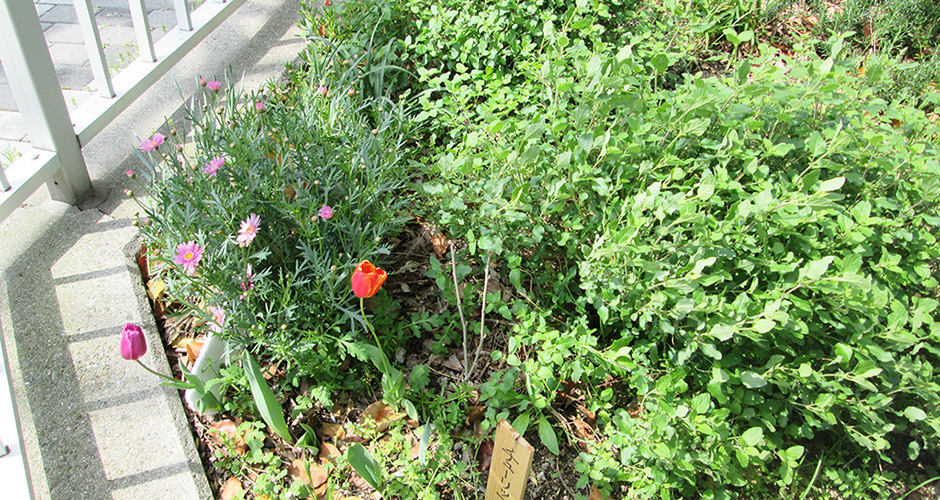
[362,401,406,433]
[209,419,247,455]
[572,418,597,452]
[319,442,341,464]
[263,363,284,381]
[314,481,329,499]
[220,476,244,500]
[430,233,449,258]
[288,458,329,488]
[466,405,486,425]
[589,485,608,500]
[186,340,204,365]
[476,438,494,472]
[147,278,165,301]
[137,245,149,279]
[320,422,346,441]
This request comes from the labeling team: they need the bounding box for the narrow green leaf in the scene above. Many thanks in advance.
[242,351,292,442]
[348,443,385,491]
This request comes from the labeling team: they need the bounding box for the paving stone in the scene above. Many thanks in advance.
[148,9,177,31]
[96,7,133,27]
[98,25,136,46]
[62,89,95,111]
[55,64,94,90]
[49,42,91,67]
[43,22,83,43]
[103,44,139,74]
[0,111,27,142]
[35,3,54,16]
[39,4,81,23]
[36,0,77,5]
[0,85,18,114]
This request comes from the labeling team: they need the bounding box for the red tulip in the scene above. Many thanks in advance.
[120,323,147,360]
[351,260,387,298]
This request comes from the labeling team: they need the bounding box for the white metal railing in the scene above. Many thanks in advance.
[0,0,248,222]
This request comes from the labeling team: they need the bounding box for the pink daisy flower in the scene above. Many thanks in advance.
[255,101,265,112]
[139,133,165,151]
[206,80,222,91]
[208,306,225,334]
[174,241,203,276]
[236,213,260,247]
[318,204,333,220]
[317,85,328,95]
[203,156,226,176]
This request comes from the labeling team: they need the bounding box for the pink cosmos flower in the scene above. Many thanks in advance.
[317,85,328,95]
[139,133,165,151]
[206,80,222,91]
[174,241,204,275]
[236,213,260,247]
[255,101,265,112]
[203,156,225,176]
[208,306,225,334]
[318,204,333,220]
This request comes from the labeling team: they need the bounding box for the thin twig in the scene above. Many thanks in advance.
[465,252,492,382]
[451,244,469,380]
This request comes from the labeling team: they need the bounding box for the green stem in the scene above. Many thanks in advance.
[360,297,391,375]
[135,359,180,384]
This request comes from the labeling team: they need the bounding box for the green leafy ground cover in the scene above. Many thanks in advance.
[130,0,940,498]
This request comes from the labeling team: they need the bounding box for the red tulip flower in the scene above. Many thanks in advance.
[120,323,147,360]
[351,260,387,298]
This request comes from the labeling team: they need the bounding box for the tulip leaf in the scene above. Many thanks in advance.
[242,351,293,443]
[347,442,385,491]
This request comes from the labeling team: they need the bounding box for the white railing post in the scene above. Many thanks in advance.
[0,0,92,205]
[74,0,116,98]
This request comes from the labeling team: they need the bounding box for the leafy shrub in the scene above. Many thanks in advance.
[383,0,940,493]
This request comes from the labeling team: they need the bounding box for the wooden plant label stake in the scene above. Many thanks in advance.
[484,419,535,500]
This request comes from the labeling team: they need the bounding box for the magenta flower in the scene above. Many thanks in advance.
[317,85,328,95]
[203,156,226,176]
[174,241,204,275]
[318,204,333,220]
[208,306,225,334]
[255,101,265,112]
[126,169,135,178]
[207,80,222,91]
[139,133,165,151]
[236,213,260,247]
[120,323,147,360]
[199,77,207,87]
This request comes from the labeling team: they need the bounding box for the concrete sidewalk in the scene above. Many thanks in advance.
[0,0,305,497]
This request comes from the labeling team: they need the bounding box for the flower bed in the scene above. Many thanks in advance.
[119,0,940,498]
